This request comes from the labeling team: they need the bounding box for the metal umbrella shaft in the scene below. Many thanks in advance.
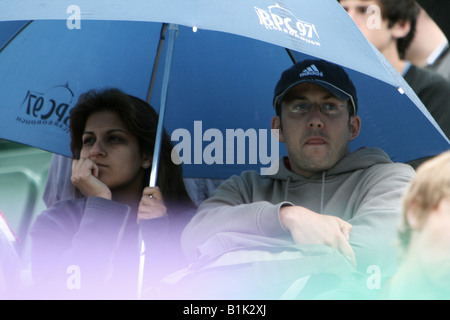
[149,23,178,188]
[138,23,178,299]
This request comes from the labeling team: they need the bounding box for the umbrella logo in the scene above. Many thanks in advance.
[254,4,320,46]
[17,83,75,133]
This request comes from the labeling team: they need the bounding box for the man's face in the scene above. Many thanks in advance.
[339,0,393,53]
[271,83,361,177]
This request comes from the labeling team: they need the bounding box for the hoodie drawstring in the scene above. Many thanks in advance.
[320,171,326,214]
[284,176,292,201]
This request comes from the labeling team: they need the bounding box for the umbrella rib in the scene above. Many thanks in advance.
[0,20,33,54]
[285,48,297,64]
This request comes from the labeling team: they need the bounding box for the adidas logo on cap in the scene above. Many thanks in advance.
[274,59,358,115]
[299,64,323,77]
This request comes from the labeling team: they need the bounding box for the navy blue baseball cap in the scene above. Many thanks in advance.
[273,59,358,115]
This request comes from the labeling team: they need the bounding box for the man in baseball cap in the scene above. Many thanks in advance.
[273,59,358,116]
[271,58,361,178]
[180,58,414,299]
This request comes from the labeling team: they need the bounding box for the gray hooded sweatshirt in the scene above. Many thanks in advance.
[181,147,415,275]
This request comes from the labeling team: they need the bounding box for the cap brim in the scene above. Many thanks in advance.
[274,79,356,115]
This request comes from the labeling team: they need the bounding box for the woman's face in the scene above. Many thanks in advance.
[79,110,148,196]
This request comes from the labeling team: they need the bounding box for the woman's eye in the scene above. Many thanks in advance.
[82,137,95,145]
[108,136,123,143]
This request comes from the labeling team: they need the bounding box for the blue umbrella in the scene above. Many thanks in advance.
[1,0,449,300]
[0,0,448,182]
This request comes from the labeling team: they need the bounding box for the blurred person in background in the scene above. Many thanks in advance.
[382,150,450,299]
[406,5,450,82]
[339,0,450,168]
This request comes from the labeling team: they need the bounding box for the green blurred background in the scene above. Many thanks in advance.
[0,140,52,262]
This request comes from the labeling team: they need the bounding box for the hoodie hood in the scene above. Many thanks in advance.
[265,147,394,214]
[269,147,392,182]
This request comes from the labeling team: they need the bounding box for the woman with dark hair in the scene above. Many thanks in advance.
[29,88,195,299]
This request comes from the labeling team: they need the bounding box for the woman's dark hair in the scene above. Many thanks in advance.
[69,88,194,210]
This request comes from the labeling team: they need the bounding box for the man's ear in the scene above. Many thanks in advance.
[391,19,411,39]
[271,116,285,142]
[348,115,361,142]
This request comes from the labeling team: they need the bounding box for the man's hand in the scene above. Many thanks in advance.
[279,205,356,267]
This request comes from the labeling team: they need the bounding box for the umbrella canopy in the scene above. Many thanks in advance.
[0,0,448,180]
